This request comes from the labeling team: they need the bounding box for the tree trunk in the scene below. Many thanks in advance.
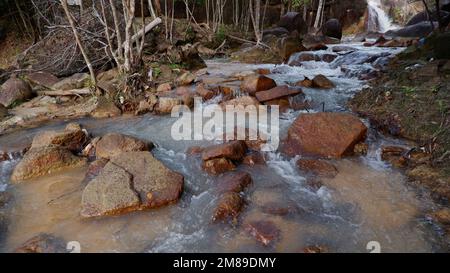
[60,0,97,88]
[314,0,325,29]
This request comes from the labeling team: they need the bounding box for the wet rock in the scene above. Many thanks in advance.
[302,245,329,253]
[406,10,450,26]
[216,171,252,193]
[322,19,342,40]
[321,53,338,63]
[91,96,122,118]
[25,72,59,89]
[81,152,184,218]
[186,146,203,155]
[381,146,408,168]
[245,220,280,246]
[15,233,67,253]
[31,123,88,152]
[305,177,324,192]
[242,152,266,166]
[240,75,277,96]
[297,159,338,178]
[295,77,313,88]
[155,96,183,114]
[428,209,450,225]
[95,133,151,160]
[11,146,86,182]
[256,68,271,75]
[289,52,321,65]
[332,46,357,53]
[260,201,298,216]
[0,77,34,107]
[202,141,247,162]
[353,142,368,156]
[52,73,90,90]
[203,158,236,175]
[283,112,367,158]
[212,192,244,223]
[222,128,268,151]
[312,74,335,89]
[255,85,302,103]
[196,84,217,101]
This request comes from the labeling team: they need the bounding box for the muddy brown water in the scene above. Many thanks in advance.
[0,44,447,252]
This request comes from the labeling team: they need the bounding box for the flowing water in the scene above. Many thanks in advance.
[0,43,447,253]
[367,0,398,33]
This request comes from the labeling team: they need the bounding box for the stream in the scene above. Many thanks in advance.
[0,42,447,253]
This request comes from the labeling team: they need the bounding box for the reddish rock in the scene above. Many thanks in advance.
[263,98,291,113]
[242,152,266,166]
[0,77,34,107]
[26,72,59,88]
[196,84,216,100]
[295,77,313,88]
[305,177,324,192]
[202,158,236,175]
[186,146,203,155]
[381,146,408,167]
[222,128,268,151]
[245,220,280,246]
[202,141,247,161]
[81,152,184,218]
[297,159,338,178]
[256,68,271,75]
[216,171,252,193]
[11,147,86,182]
[255,85,302,103]
[306,43,328,51]
[428,209,450,225]
[303,245,329,253]
[260,202,298,216]
[15,234,67,253]
[240,75,277,96]
[354,142,369,155]
[283,113,368,158]
[312,74,335,89]
[212,192,244,223]
[95,133,151,159]
[31,123,88,152]
[83,158,109,183]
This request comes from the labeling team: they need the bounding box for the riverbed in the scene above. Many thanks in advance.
[0,43,446,253]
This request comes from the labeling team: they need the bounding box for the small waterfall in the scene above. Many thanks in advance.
[367,0,396,33]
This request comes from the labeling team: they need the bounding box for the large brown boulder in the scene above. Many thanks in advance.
[81,151,184,218]
[31,123,88,152]
[240,75,277,96]
[11,146,87,182]
[283,113,367,158]
[0,77,33,107]
[95,133,151,159]
[255,85,302,103]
